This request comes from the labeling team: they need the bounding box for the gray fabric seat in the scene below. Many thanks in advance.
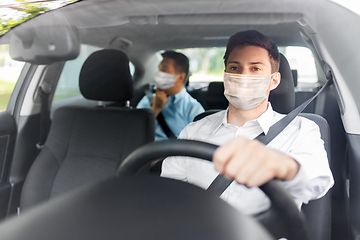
[20,49,155,210]
[299,113,331,240]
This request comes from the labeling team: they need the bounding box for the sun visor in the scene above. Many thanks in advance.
[9,22,80,65]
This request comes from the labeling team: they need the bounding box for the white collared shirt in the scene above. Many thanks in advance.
[161,103,334,215]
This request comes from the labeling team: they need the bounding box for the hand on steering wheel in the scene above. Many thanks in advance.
[117,139,308,240]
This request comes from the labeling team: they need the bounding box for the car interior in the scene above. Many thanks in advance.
[20,49,155,211]
[0,0,358,239]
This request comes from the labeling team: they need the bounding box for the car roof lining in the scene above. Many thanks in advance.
[79,22,305,51]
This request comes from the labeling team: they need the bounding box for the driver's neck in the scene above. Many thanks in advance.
[227,100,269,127]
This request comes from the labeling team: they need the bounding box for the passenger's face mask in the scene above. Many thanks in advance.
[223,72,275,111]
[155,71,177,90]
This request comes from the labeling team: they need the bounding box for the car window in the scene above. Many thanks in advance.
[176,46,317,88]
[278,46,318,84]
[179,47,225,89]
[53,45,135,102]
[0,44,25,112]
[53,44,101,101]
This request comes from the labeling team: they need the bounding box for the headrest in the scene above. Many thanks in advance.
[269,53,295,114]
[79,49,133,102]
[208,82,224,94]
[291,69,298,87]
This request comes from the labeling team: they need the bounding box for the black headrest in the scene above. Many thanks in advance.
[269,53,295,114]
[208,82,224,94]
[291,69,298,87]
[79,49,133,102]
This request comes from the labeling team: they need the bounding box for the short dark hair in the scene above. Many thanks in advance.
[223,30,280,73]
[161,51,189,76]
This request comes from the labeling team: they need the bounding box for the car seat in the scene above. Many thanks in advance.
[205,82,228,110]
[193,53,332,240]
[20,49,155,211]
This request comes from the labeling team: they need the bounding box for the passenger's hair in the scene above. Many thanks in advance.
[161,51,189,76]
[223,30,280,73]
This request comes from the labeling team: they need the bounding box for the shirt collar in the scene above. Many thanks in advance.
[212,103,275,135]
[211,108,229,134]
[172,87,186,104]
[256,103,275,135]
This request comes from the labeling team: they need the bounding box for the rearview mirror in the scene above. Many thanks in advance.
[9,22,80,65]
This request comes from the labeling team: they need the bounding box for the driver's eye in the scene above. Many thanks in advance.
[252,67,261,71]
[227,66,238,72]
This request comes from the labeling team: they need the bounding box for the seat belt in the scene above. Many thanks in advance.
[207,76,334,196]
[36,82,52,149]
[157,112,176,139]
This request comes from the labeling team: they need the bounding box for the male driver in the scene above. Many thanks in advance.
[137,51,204,141]
[161,30,334,215]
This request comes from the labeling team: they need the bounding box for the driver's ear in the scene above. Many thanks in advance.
[270,72,281,91]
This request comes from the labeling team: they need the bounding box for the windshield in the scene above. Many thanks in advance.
[0,0,359,239]
[1,0,360,113]
[0,0,79,36]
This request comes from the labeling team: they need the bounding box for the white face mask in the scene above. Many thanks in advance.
[223,72,275,111]
[155,71,177,90]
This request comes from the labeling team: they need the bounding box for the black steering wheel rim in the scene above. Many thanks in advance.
[117,139,308,240]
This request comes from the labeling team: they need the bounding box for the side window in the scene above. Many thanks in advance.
[0,45,25,112]
[179,47,225,89]
[278,46,318,85]
[53,45,102,101]
[53,45,135,102]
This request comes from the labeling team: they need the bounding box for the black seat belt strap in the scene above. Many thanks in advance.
[207,77,333,196]
[256,78,333,145]
[157,112,176,139]
[36,82,52,149]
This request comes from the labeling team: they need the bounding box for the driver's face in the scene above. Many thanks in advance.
[225,45,272,75]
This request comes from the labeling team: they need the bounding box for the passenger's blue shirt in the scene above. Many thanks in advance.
[137,88,204,141]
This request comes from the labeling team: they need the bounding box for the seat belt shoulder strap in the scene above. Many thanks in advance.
[207,77,333,196]
[256,78,333,145]
[157,112,176,139]
[36,83,52,149]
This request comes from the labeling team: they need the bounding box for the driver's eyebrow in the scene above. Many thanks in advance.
[249,61,266,66]
[227,61,266,66]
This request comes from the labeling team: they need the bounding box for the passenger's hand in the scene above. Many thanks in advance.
[152,89,168,117]
[213,136,300,188]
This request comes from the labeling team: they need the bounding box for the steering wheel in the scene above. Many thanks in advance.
[117,139,309,240]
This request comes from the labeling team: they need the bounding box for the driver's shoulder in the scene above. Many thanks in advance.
[180,110,226,140]
[272,111,321,131]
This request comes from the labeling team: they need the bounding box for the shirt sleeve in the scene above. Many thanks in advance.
[160,126,192,181]
[279,117,334,205]
[136,95,151,109]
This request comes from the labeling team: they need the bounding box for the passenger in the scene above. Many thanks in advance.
[161,30,334,214]
[137,51,204,141]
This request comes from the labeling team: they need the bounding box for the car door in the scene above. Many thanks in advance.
[0,45,28,219]
[0,44,59,219]
[0,111,16,219]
